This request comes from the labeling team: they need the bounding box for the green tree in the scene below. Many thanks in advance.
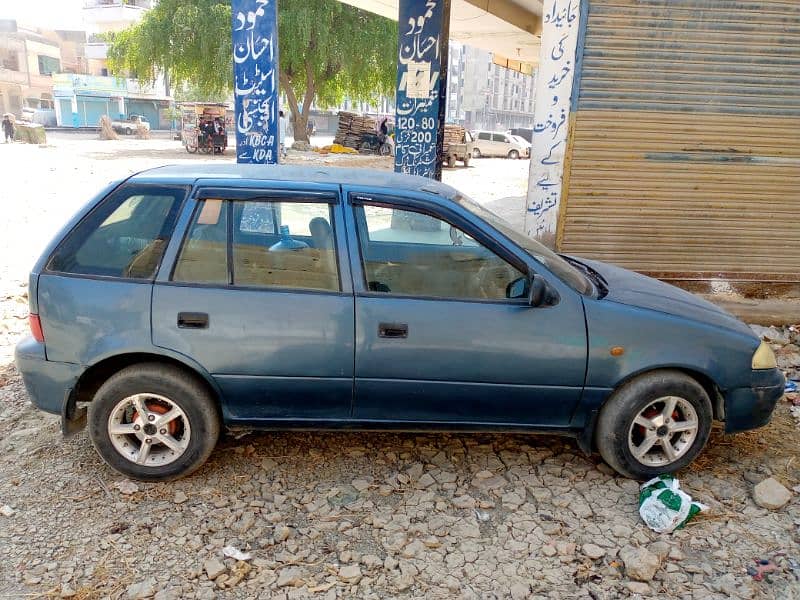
[106,0,397,142]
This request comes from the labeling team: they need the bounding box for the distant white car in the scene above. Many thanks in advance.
[472,130,530,159]
[112,115,150,135]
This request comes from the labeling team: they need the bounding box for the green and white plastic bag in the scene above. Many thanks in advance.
[638,475,708,533]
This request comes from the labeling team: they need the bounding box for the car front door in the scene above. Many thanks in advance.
[345,191,587,428]
[152,184,354,424]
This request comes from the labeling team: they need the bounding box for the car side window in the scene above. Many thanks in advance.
[492,133,506,142]
[47,185,186,279]
[172,198,340,292]
[355,203,527,301]
[477,132,490,140]
[172,199,228,284]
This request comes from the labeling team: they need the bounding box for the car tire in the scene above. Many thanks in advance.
[447,155,456,168]
[595,370,712,479]
[473,147,481,158]
[125,127,132,135]
[88,363,220,482]
[463,155,470,167]
[508,149,519,159]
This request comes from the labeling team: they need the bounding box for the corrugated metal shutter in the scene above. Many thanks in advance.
[560,0,800,282]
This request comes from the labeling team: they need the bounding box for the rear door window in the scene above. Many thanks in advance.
[477,132,490,140]
[492,133,508,143]
[47,184,187,279]
[172,198,341,292]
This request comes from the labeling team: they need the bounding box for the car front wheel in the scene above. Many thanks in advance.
[595,370,712,479]
[508,149,520,159]
[88,363,220,481]
[472,147,481,158]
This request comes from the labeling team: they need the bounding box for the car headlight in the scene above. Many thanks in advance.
[752,341,777,370]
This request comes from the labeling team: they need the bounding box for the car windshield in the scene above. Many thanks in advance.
[452,192,594,295]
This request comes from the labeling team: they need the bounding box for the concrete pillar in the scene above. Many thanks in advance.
[232,0,279,164]
[524,0,585,248]
[70,94,79,128]
[395,0,451,180]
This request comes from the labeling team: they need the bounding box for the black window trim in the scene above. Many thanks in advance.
[44,183,190,282]
[170,197,344,294]
[350,194,531,305]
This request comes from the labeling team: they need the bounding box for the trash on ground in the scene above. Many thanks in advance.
[112,479,139,495]
[746,558,778,582]
[0,505,14,517]
[638,475,708,533]
[786,381,798,394]
[222,545,252,561]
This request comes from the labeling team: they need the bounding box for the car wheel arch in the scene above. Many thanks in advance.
[579,366,724,455]
[74,352,222,412]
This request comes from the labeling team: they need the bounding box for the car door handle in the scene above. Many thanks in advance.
[378,323,408,339]
[177,312,209,329]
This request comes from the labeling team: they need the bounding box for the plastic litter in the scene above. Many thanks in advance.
[786,381,798,394]
[746,558,778,582]
[638,475,708,534]
[223,545,252,561]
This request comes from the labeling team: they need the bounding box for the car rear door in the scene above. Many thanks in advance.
[344,189,587,428]
[152,182,354,424]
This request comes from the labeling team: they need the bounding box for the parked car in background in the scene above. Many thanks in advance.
[509,127,533,143]
[472,130,530,159]
[15,165,783,481]
[112,115,150,135]
[509,134,532,155]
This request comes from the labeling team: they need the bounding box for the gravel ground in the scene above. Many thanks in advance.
[0,135,799,600]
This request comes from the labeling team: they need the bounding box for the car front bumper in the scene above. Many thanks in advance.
[724,368,785,433]
[14,336,83,416]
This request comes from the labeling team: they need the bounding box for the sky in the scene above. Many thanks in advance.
[1,0,86,31]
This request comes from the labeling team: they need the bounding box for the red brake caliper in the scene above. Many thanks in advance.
[132,402,178,436]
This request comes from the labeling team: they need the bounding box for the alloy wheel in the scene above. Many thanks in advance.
[107,393,191,467]
[627,396,699,467]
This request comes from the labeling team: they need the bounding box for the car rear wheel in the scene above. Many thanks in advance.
[508,149,520,159]
[125,127,132,135]
[595,370,712,479]
[88,363,220,481]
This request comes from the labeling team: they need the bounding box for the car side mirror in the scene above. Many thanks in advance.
[529,274,547,307]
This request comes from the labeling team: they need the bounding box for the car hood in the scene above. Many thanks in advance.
[575,258,755,337]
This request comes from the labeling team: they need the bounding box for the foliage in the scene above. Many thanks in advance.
[106,0,398,141]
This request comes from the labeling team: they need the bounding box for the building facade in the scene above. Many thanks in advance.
[446,42,536,131]
[0,20,63,116]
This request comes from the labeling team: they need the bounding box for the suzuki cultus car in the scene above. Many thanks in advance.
[15,165,784,481]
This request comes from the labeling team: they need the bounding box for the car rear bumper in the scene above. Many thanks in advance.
[724,368,785,433]
[14,336,82,416]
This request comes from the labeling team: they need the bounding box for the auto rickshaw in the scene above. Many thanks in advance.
[180,103,229,154]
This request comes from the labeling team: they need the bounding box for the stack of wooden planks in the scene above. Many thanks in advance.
[443,124,465,151]
[334,111,377,148]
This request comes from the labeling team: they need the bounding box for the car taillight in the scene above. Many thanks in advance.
[29,314,45,343]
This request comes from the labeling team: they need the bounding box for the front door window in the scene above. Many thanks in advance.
[354,204,526,301]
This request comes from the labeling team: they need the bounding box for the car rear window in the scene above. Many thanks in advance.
[47,184,187,280]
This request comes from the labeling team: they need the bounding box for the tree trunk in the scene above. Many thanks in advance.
[279,68,315,144]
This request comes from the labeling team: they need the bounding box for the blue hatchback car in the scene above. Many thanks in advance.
[15,165,784,481]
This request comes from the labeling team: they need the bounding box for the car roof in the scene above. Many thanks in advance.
[128,164,458,198]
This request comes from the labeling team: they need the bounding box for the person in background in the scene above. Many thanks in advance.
[279,110,288,160]
[2,115,13,143]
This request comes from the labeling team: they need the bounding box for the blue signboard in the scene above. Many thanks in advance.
[395,0,450,180]
[232,0,279,164]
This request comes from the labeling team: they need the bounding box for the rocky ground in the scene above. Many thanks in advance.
[0,134,799,599]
